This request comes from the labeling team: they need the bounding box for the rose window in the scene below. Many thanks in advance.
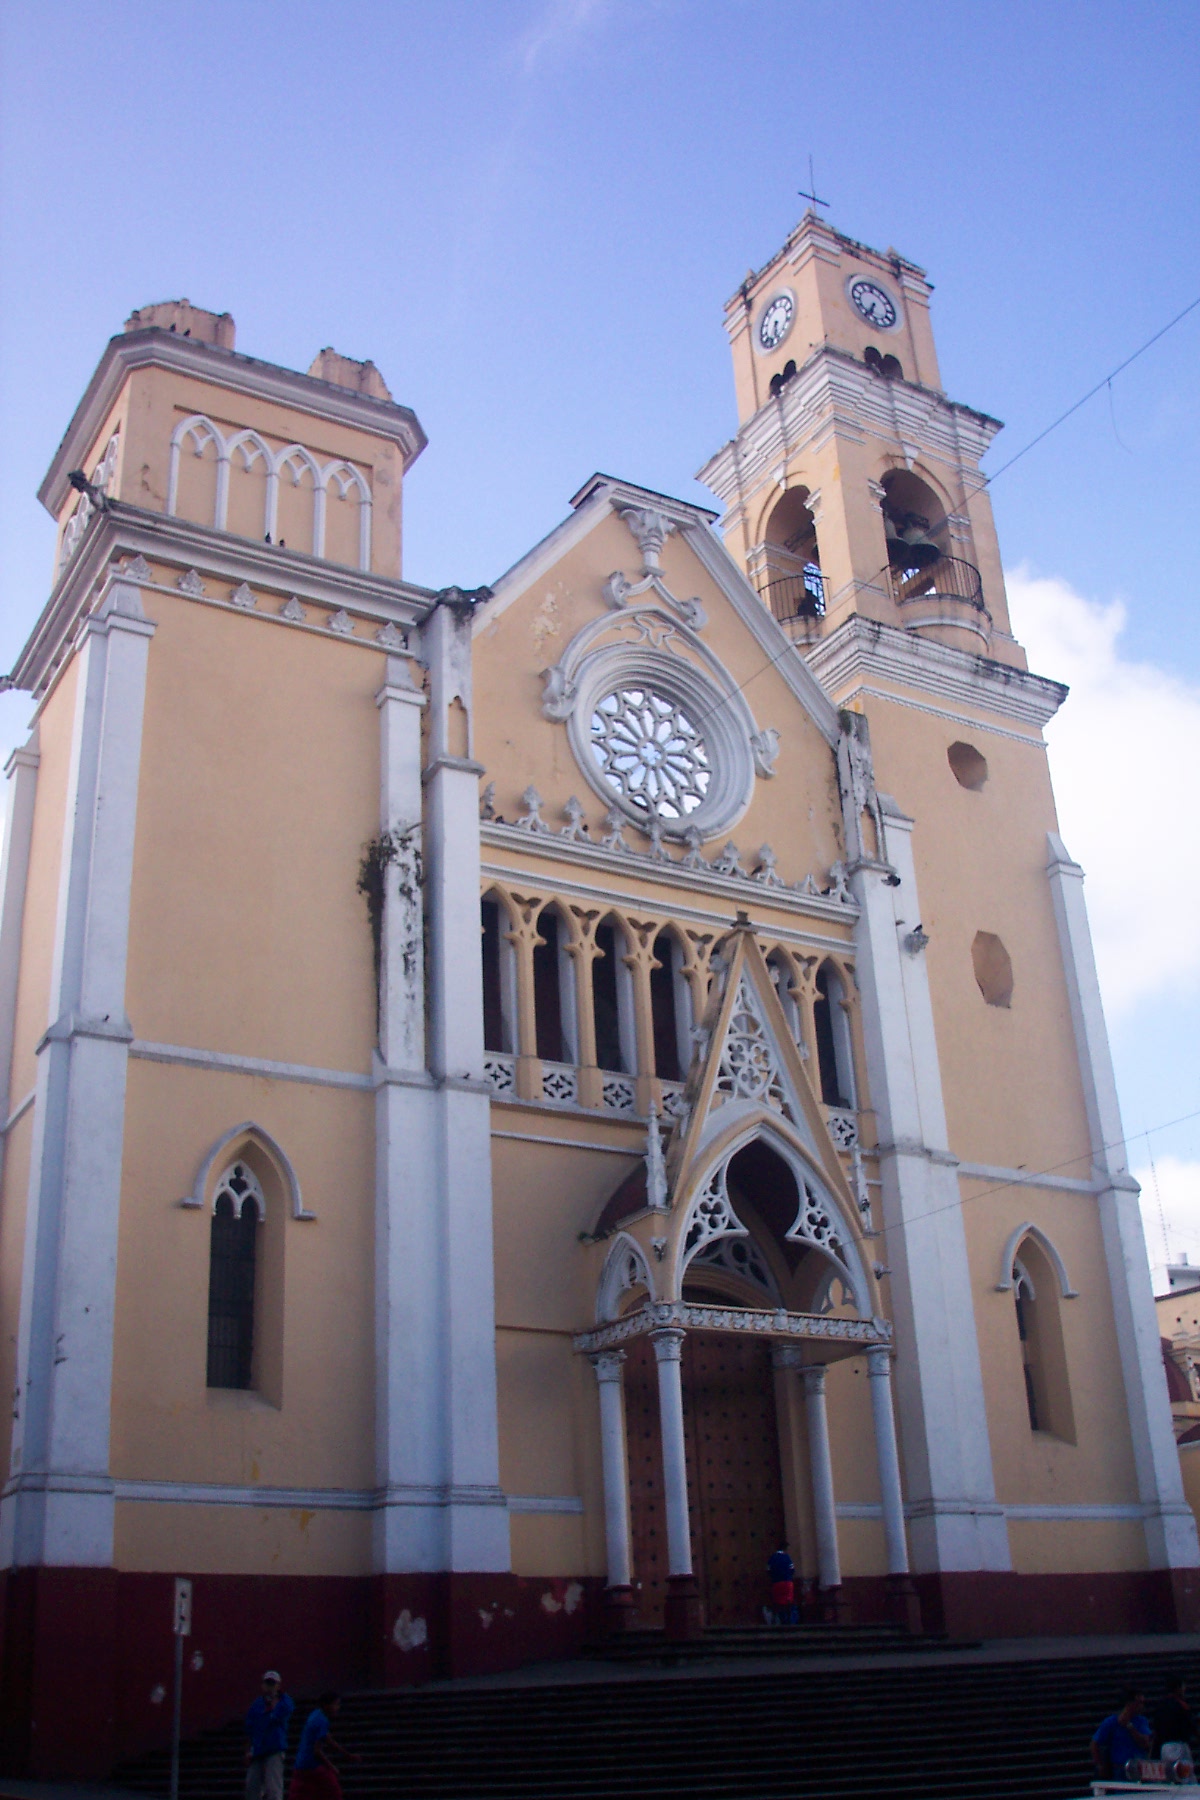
[589,687,711,820]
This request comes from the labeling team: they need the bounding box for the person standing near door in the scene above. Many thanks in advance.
[767,1543,797,1626]
[245,1671,294,1800]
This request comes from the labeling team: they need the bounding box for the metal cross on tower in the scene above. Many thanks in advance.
[798,155,829,213]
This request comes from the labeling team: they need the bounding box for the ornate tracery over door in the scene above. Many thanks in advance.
[625,1332,786,1627]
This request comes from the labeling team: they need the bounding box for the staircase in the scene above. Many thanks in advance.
[114,1642,1200,1800]
[583,1620,947,1663]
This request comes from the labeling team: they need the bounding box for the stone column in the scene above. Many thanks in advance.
[650,1326,702,1638]
[1047,833,1199,1594]
[867,1345,922,1631]
[420,596,508,1574]
[590,1351,634,1626]
[801,1365,841,1596]
[372,654,441,1574]
[1,577,154,1571]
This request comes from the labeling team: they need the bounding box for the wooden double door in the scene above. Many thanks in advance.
[624,1332,786,1627]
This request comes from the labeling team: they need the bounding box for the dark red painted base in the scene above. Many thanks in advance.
[0,1567,603,1781]
[3,1563,1199,1780]
[663,1573,704,1641]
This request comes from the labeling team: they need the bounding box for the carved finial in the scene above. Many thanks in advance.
[281,596,306,622]
[602,807,631,852]
[645,1102,668,1211]
[516,785,549,833]
[619,506,672,572]
[376,620,406,649]
[681,825,706,870]
[177,568,206,597]
[825,861,854,905]
[121,554,152,582]
[479,781,496,821]
[326,607,354,635]
[645,816,671,862]
[560,795,586,841]
[230,582,256,610]
[713,842,744,878]
[752,845,781,886]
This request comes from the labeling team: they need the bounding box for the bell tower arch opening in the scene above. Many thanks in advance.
[759,486,825,627]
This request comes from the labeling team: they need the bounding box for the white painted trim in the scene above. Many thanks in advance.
[995,1221,1079,1297]
[41,327,426,517]
[479,829,858,924]
[1,1091,35,1136]
[130,1039,373,1091]
[0,737,39,1131]
[490,1128,640,1156]
[805,616,1066,731]
[180,1121,313,1220]
[957,1160,1100,1195]
[833,685,1052,747]
[836,1501,1179,1524]
[110,1479,582,1516]
[13,509,433,701]
[508,1495,584,1515]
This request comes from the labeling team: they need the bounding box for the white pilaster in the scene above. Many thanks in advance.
[844,744,1009,1576]
[866,1345,910,1577]
[372,656,444,1572]
[650,1328,692,1578]
[0,734,40,1132]
[1,579,154,1570]
[420,598,507,1572]
[1047,833,1198,1570]
[800,1365,841,1589]
[590,1351,633,1590]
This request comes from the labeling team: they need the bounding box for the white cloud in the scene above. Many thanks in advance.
[1006,567,1200,1014]
[1134,1154,1200,1289]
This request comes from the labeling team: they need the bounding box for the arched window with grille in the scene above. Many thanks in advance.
[206,1161,264,1389]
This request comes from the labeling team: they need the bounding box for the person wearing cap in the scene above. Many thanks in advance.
[245,1670,294,1800]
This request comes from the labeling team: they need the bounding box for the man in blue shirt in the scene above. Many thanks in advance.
[244,1670,294,1800]
[1092,1687,1152,1781]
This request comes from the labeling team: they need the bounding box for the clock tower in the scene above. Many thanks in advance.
[698,209,1015,666]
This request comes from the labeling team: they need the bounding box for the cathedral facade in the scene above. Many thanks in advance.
[0,214,1194,1776]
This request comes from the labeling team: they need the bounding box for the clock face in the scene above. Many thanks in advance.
[849,278,898,329]
[757,291,795,351]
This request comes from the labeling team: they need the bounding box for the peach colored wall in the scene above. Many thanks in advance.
[114,1498,371,1577]
[111,1059,375,1495]
[124,580,379,1072]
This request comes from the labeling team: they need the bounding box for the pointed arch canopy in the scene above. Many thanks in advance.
[995,1221,1078,1298]
[180,1121,313,1220]
[596,1231,656,1322]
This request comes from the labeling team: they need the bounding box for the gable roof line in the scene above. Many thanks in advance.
[680,522,841,747]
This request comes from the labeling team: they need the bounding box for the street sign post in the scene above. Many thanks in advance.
[169,1578,192,1800]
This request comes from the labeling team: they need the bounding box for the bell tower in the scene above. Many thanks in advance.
[698,211,1020,667]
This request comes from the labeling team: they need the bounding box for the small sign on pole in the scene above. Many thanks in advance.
[169,1578,192,1800]
[173,1577,192,1637]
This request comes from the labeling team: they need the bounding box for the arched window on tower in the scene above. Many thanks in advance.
[649,931,691,1082]
[880,468,982,610]
[532,905,576,1064]
[206,1161,263,1389]
[1011,1237,1076,1443]
[480,895,516,1054]
[813,962,855,1109]
[592,917,635,1074]
[760,487,824,625]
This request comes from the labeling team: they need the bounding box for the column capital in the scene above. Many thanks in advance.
[649,1327,686,1363]
[800,1363,828,1396]
[866,1343,894,1375]
[590,1349,627,1381]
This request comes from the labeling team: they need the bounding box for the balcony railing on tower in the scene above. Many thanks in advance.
[761,563,826,624]
[887,553,984,610]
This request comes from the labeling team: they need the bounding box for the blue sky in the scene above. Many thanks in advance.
[1,0,1197,1251]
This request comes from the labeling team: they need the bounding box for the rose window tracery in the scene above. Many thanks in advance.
[589,687,712,821]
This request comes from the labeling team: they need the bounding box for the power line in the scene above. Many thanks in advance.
[981,292,1200,485]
